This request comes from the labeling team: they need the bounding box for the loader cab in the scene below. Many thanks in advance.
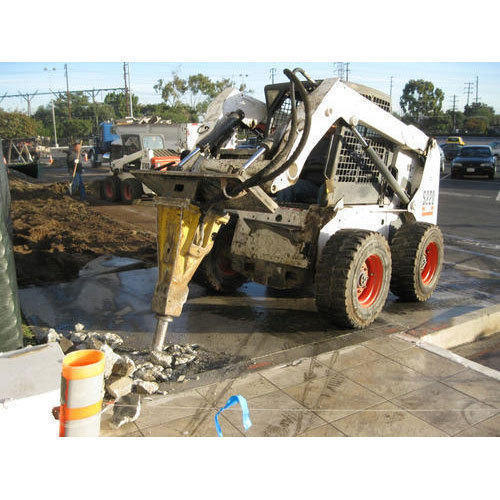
[263,80,394,208]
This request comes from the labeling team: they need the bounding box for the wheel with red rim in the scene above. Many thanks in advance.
[193,217,247,294]
[101,177,120,202]
[120,178,143,204]
[315,230,392,329]
[390,222,444,302]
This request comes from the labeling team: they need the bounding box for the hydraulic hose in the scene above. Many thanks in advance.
[227,68,312,197]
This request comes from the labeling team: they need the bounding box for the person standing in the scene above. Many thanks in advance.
[66,141,87,201]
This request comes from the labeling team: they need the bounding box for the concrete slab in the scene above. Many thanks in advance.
[18,256,499,389]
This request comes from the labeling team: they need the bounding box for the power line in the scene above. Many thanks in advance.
[0,87,126,116]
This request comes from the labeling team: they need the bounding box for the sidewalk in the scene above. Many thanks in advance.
[101,334,500,437]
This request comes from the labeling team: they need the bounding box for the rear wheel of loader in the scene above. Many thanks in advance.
[102,177,121,202]
[315,230,392,329]
[194,218,247,294]
[390,222,444,302]
[120,178,143,204]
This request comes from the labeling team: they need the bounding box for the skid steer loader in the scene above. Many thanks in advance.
[132,68,444,352]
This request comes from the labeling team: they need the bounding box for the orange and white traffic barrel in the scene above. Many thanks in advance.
[59,349,105,437]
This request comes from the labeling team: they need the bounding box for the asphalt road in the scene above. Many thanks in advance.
[438,164,500,280]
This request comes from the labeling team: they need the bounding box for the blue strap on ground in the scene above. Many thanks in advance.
[214,394,252,437]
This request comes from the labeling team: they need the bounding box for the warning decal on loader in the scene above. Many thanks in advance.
[422,189,436,216]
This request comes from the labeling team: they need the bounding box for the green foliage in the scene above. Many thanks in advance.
[153,72,248,121]
[400,79,444,124]
[58,118,93,142]
[0,110,39,139]
[463,116,488,134]
[463,102,495,121]
[104,92,139,118]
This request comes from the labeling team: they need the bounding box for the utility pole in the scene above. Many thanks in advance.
[64,64,71,119]
[123,63,131,117]
[475,76,479,104]
[451,94,457,133]
[51,101,58,147]
[389,76,394,100]
[20,90,38,116]
[89,89,99,129]
[128,65,133,118]
[270,67,276,84]
[464,81,473,107]
[345,62,350,82]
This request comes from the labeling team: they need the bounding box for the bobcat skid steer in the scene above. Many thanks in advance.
[132,68,443,351]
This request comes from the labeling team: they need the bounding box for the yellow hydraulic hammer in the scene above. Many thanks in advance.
[151,198,229,351]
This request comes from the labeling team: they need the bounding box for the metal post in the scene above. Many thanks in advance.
[128,65,133,118]
[51,101,58,147]
[64,64,71,119]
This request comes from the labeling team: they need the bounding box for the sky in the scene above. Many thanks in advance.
[0,62,499,116]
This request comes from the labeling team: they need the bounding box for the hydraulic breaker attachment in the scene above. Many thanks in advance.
[151,198,229,351]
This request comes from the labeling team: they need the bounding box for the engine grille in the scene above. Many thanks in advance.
[335,126,393,184]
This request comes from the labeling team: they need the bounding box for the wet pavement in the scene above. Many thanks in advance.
[451,332,500,372]
[18,255,499,384]
[100,334,500,437]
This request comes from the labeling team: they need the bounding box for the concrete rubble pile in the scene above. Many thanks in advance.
[36,323,200,428]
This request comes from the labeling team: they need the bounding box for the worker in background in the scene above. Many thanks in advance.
[66,141,87,201]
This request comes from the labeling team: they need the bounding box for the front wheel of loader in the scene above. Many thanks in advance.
[390,222,444,302]
[194,219,247,294]
[315,230,392,329]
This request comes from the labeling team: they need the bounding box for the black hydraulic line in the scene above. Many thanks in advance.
[348,124,410,206]
[227,68,312,197]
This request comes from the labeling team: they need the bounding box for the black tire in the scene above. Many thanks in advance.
[390,222,443,302]
[120,178,143,204]
[193,218,247,293]
[102,177,121,202]
[315,230,392,329]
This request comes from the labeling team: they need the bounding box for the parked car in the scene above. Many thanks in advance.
[440,143,462,161]
[489,141,500,158]
[451,145,495,180]
[446,136,465,146]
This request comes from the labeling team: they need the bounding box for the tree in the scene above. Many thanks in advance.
[400,80,444,124]
[153,72,249,122]
[0,110,40,139]
[463,116,488,134]
[104,91,139,118]
[58,118,93,142]
[463,102,495,121]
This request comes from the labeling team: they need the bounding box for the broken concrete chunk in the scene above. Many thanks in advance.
[106,376,133,399]
[86,337,104,350]
[150,350,173,368]
[111,394,141,429]
[58,336,74,354]
[74,323,85,332]
[103,332,123,349]
[174,353,197,366]
[112,356,136,377]
[47,328,61,343]
[70,331,88,343]
[133,380,159,395]
[133,368,157,382]
[177,375,186,383]
[100,344,121,378]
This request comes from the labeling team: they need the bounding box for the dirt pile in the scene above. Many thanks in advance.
[8,176,157,286]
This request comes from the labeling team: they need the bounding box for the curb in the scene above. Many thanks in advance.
[417,304,500,349]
